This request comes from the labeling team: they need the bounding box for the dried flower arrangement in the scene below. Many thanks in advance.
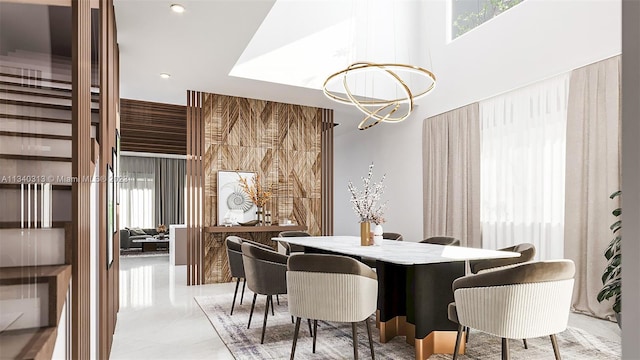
[348,163,387,224]
[238,173,273,207]
[157,224,167,233]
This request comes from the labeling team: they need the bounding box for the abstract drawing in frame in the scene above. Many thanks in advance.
[217,170,256,225]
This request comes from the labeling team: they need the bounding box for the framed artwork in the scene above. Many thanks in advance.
[217,170,256,225]
[107,163,114,269]
[115,130,120,204]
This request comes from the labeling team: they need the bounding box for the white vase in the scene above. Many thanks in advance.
[373,224,383,246]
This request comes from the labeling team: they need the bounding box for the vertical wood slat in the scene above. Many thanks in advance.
[71,0,92,359]
[321,109,334,235]
[99,1,108,358]
[199,92,204,284]
[108,2,118,354]
[187,91,192,285]
[187,90,204,285]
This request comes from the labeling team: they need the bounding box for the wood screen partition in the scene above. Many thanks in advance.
[186,90,204,285]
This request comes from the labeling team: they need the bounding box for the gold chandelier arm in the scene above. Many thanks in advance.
[343,64,413,123]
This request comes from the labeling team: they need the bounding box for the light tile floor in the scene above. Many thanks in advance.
[110,255,621,359]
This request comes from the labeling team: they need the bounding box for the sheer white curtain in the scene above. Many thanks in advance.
[480,74,570,260]
[120,156,155,228]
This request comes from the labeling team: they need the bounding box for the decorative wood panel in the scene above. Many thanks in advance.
[201,92,330,283]
[119,98,186,155]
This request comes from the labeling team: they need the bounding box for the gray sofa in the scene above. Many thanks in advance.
[120,227,160,249]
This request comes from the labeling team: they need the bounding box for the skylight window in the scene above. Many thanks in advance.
[451,0,524,40]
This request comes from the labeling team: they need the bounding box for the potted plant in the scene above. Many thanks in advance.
[348,164,387,246]
[597,191,621,327]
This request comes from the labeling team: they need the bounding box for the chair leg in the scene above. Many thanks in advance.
[261,296,271,344]
[247,293,257,329]
[523,339,528,349]
[312,320,318,353]
[271,295,275,316]
[240,278,246,304]
[501,338,510,360]
[550,334,561,360]
[277,294,280,305]
[352,322,359,360]
[291,316,294,324]
[365,318,375,360]
[307,319,313,336]
[290,317,301,360]
[453,325,463,360]
[465,326,470,343]
[230,278,240,315]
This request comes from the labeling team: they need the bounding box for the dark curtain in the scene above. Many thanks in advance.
[154,158,186,226]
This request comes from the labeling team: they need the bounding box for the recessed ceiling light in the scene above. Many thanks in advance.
[160,73,171,79]
[170,4,185,13]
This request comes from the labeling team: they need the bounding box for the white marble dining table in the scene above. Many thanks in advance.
[273,235,520,360]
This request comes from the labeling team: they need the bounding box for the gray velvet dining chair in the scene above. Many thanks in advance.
[382,232,403,241]
[469,243,536,274]
[287,253,378,360]
[448,260,575,360]
[241,241,289,344]
[420,236,461,246]
[224,236,273,316]
[278,230,311,255]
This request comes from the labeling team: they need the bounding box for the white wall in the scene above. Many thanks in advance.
[334,0,621,241]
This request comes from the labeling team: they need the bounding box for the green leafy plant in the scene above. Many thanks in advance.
[453,0,524,38]
[597,190,621,314]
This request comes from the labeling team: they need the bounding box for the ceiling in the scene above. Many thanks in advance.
[113,0,427,134]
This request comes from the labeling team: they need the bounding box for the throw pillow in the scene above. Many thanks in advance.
[129,227,147,236]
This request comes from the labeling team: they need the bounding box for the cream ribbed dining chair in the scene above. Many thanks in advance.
[287,254,378,360]
[448,260,575,360]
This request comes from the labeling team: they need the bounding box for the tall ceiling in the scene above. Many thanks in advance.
[113,0,426,127]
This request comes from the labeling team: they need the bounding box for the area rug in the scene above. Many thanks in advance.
[195,293,620,360]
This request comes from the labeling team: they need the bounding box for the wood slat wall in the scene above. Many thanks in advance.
[120,98,187,155]
[198,93,331,284]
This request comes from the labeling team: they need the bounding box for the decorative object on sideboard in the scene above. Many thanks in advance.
[348,163,387,246]
[237,172,273,226]
[597,190,621,327]
[238,220,259,227]
[218,171,257,225]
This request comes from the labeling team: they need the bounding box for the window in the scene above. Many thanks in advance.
[480,73,569,260]
[451,0,524,39]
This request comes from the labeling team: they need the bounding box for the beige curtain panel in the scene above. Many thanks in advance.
[422,103,481,247]
[564,55,621,320]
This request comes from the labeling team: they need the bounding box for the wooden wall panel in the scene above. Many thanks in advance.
[200,93,329,284]
[120,98,186,155]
